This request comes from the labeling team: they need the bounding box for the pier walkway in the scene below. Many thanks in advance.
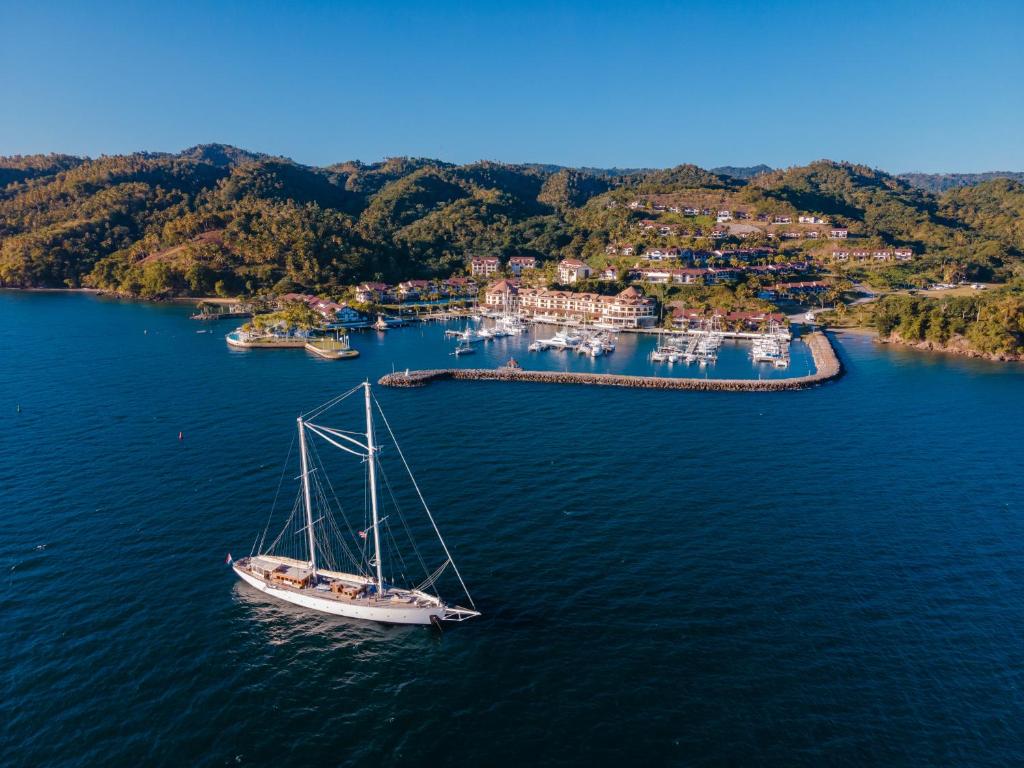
[379,332,842,392]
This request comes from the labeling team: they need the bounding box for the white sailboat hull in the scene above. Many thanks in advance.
[234,567,445,625]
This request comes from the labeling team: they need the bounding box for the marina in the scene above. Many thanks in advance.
[225,310,816,380]
[379,332,839,391]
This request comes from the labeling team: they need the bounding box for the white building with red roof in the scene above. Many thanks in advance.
[557,259,593,284]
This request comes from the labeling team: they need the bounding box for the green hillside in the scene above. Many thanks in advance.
[1,146,1022,297]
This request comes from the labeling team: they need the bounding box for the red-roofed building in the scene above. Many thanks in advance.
[443,276,478,296]
[557,259,593,284]
[483,279,520,307]
[517,286,655,328]
[508,256,537,276]
[470,256,501,277]
[355,282,395,303]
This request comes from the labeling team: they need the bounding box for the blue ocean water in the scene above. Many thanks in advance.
[2,291,1024,767]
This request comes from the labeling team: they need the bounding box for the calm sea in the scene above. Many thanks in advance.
[2,291,1024,767]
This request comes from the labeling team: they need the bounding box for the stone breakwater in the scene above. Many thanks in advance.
[379,332,843,392]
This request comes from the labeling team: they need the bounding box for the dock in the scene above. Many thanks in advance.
[379,332,841,392]
[305,339,359,360]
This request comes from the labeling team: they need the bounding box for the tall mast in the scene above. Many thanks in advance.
[297,416,317,576]
[364,383,385,594]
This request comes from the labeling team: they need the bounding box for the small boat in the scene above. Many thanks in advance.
[452,341,475,356]
[528,341,543,352]
[372,315,390,331]
[232,384,480,625]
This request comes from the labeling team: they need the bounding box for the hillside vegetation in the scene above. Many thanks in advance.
[1,146,1022,298]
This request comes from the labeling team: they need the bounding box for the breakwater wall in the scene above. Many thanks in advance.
[379,332,842,392]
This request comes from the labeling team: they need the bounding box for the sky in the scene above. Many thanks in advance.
[1,0,1022,173]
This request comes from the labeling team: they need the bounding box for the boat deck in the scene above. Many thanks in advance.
[239,556,439,611]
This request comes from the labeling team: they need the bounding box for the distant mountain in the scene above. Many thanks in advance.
[711,164,773,180]
[900,171,1024,193]
[1,146,1022,296]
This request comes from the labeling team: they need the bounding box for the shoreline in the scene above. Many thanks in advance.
[877,334,1023,363]
[379,332,842,392]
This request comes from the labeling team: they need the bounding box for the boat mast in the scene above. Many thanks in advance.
[297,416,318,576]
[364,382,385,594]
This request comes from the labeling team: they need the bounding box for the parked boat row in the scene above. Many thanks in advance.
[528,328,617,358]
[650,320,724,367]
[750,320,790,368]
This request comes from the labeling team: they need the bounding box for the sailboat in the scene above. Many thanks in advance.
[232,383,480,625]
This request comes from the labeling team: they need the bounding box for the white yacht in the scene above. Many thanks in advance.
[232,384,480,626]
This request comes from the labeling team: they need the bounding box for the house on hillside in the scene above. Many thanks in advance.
[828,226,849,239]
[508,256,537,276]
[396,279,434,301]
[470,256,500,277]
[557,259,593,284]
[355,282,395,303]
[443,276,478,296]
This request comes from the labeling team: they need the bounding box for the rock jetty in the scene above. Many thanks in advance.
[379,332,843,392]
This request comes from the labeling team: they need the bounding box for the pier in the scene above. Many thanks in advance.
[379,332,841,392]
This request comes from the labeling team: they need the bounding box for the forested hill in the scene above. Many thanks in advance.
[900,171,1024,194]
[1,145,1022,297]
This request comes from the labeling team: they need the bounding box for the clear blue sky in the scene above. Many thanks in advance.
[2,0,1022,173]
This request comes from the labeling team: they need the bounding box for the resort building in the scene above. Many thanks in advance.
[277,293,366,326]
[508,256,537,276]
[605,243,635,256]
[517,286,656,328]
[632,267,710,285]
[470,256,501,277]
[355,282,395,303]
[557,259,593,284]
[830,248,913,263]
[828,226,849,239]
[644,247,684,261]
[483,279,520,308]
[396,279,433,301]
[443,276,479,296]
[770,280,829,296]
[670,304,785,331]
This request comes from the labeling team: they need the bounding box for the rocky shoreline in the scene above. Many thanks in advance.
[379,332,842,392]
[878,333,1024,362]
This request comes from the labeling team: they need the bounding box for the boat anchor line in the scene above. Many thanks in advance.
[233,382,480,626]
